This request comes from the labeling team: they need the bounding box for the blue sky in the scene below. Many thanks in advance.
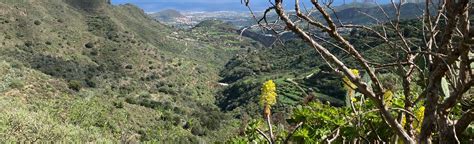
[111,0,391,12]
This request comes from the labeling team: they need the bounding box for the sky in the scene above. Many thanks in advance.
[111,0,392,12]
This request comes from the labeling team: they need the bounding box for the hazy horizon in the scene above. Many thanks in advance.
[111,0,393,12]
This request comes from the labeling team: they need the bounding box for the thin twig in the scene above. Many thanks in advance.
[283,122,304,143]
[256,128,272,143]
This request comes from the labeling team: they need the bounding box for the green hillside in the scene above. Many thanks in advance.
[0,0,252,142]
[2,0,468,143]
[216,19,426,122]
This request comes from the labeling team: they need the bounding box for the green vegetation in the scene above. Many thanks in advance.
[0,0,471,143]
[219,17,472,143]
[0,0,248,142]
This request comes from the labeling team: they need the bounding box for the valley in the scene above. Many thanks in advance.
[0,0,472,143]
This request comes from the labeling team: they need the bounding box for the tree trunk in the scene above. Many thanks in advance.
[438,110,458,144]
[419,82,441,143]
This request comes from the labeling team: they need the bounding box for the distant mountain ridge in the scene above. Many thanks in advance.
[148,2,425,29]
[150,9,185,21]
[331,3,425,24]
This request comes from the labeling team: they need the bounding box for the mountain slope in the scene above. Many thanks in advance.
[331,3,424,24]
[217,19,425,122]
[0,0,247,142]
[150,9,185,21]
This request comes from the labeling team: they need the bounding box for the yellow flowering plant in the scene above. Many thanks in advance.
[342,69,359,90]
[401,106,425,134]
[259,80,278,142]
[414,106,425,132]
[343,69,359,107]
[383,90,393,106]
[260,80,277,118]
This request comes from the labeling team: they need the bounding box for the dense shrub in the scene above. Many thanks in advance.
[85,42,94,48]
[68,80,82,91]
[85,78,96,88]
[90,50,98,56]
[9,79,24,89]
[139,91,151,98]
[34,20,41,25]
[157,87,178,95]
[10,61,24,69]
[125,96,137,104]
[113,101,124,108]
[191,126,206,136]
[125,64,133,69]
[24,41,34,47]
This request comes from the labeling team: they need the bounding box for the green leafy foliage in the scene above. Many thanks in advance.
[289,102,350,142]
[225,18,474,143]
